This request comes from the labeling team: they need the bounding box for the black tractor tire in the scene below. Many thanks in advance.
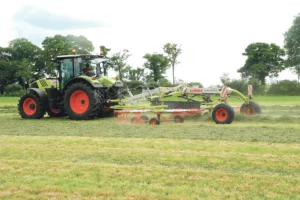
[139,115,149,123]
[212,104,235,124]
[149,118,160,125]
[174,115,184,123]
[240,101,261,116]
[64,82,100,120]
[18,93,45,119]
[47,108,66,118]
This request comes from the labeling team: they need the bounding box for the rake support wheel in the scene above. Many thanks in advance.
[240,101,261,116]
[174,115,184,123]
[149,118,160,125]
[212,104,234,124]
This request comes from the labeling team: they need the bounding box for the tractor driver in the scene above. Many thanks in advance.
[82,63,95,77]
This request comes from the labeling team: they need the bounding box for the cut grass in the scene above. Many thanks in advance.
[1,96,300,199]
[1,114,300,143]
[0,135,299,199]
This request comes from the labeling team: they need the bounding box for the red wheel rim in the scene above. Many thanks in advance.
[175,117,181,123]
[215,108,228,122]
[51,108,61,114]
[70,90,89,114]
[149,119,157,125]
[23,98,36,115]
[242,106,255,116]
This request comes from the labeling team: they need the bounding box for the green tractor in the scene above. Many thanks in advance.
[18,54,124,120]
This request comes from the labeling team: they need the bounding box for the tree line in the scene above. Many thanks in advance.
[1,13,300,96]
[0,35,182,92]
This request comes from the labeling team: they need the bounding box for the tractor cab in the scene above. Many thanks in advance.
[55,55,102,88]
[55,54,121,90]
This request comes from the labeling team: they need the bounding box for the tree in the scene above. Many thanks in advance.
[9,38,46,79]
[42,34,94,74]
[143,53,169,82]
[284,13,300,81]
[238,42,285,85]
[100,45,111,57]
[0,39,45,88]
[9,38,43,62]
[123,66,145,81]
[16,59,32,89]
[110,49,131,80]
[0,47,19,85]
[0,59,19,86]
[65,35,94,54]
[163,43,182,85]
[188,82,203,88]
[220,73,230,85]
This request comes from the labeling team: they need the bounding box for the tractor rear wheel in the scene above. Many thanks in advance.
[240,101,261,116]
[18,93,45,119]
[64,82,100,120]
[212,104,234,124]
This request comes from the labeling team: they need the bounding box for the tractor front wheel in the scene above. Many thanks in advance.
[240,101,261,116]
[212,104,234,124]
[18,93,45,119]
[64,82,100,120]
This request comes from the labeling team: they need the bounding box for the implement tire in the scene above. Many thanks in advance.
[212,104,234,124]
[149,118,160,125]
[18,93,45,119]
[174,115,184,123]
[64,82,100,120]
[139,115,149,124]
[240,101,261,116]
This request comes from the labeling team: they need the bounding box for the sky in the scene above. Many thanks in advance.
[0,0,300,87]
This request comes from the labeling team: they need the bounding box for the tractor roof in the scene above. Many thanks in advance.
[55,54,104,60]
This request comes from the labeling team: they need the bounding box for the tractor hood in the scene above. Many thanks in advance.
[98,76,123,87]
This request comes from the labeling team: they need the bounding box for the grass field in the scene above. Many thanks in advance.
[0,96,300,199]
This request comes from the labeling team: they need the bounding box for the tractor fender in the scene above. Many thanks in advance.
[63,78,103,91]
[28,88,48,107]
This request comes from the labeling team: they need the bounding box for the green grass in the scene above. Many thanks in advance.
[247,96,300,106]
[1,96,300,199]
[1,135,299,199]
[0,97,19,106]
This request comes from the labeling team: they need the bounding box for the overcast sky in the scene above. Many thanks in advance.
[1,0,299,87]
